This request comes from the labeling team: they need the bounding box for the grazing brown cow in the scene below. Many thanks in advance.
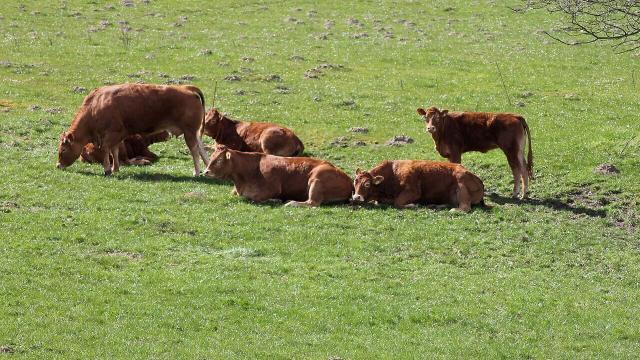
[204,145,353,207]
[57,83,209,176]
[352,160,485,212]
[416,106,533,198]
[80,131,170,166]
[203,108,304,156]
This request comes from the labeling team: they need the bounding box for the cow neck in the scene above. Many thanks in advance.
[215,116,246,150]
[229,150,263,183]
[67,111,92,146]
[436,114,455,143]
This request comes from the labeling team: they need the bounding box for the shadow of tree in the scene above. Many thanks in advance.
[487,193,607,218]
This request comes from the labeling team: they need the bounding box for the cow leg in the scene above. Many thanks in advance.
[184,132,203,176]
[448,152,462,164]
[505,150,522,198]
[197,137,209,166]
[454,184,472,212]
[393,189,421,209]
[110,145,120,173]
[102,150,112,176]
[285,179,321,207]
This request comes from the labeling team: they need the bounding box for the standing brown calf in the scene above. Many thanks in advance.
[80,131,170,166]
[204,145,352,207]
[352,160,485,212]
[203,108,304,156]
[57,84,209,176]
[417,106,533,198]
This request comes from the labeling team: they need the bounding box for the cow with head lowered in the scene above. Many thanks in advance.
[57,83,209,176]
[204,145,352,207]
[203,108,304,157]
[352,160,485,212]
[417,106,533,198]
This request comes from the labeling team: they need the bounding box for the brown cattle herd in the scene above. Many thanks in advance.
[57,83,534,212]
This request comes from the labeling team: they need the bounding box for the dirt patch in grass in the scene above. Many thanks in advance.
[348,126,368,133]
[594,163,620,175]
[106,250,142,260]
[1,201,19,213]
[387,135,414,146]
[303,63,344,80]
[0,346,14,354]
[215,247,264,258]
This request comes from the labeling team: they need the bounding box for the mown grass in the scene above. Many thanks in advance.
[1,0,639,358]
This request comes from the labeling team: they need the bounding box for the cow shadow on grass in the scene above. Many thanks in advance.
[346,201,491,213]
[125,173,227,185]
[74,169,226,185]
[487,193,607,218]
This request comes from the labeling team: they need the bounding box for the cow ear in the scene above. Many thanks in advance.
[225,151,231,160]
[416,108,426,116]
[373,175,384,185]
[355,168,363,176]
[441,109,449,115]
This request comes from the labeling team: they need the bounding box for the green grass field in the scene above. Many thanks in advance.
[1,1,639,358]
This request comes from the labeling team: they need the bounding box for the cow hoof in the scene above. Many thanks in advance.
[104,170,112,176]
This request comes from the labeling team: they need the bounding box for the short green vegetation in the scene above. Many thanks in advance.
[0,1,638,358]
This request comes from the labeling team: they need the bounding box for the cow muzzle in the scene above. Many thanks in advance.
[426,126,436,133]
[351,194,365,202]
[56,163,65,170]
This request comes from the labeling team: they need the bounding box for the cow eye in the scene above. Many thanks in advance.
[364,182,370,188]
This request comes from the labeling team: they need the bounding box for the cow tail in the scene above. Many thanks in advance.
[184,85,206,139]
[520,117,534,180]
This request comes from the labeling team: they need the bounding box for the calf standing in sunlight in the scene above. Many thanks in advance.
[417,106,533,198]
[57,84,208,176]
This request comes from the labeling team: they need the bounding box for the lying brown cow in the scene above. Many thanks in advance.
[352,160,485,212]
[80,131,170,166]
[203,108,304,156]
[57,83,209,176]
[417,106,533,198]
[204,145,352,207]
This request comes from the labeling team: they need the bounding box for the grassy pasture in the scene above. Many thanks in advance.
[1,0,639,358]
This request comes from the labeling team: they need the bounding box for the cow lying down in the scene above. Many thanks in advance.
[203,108,304,157]
[352,160,485,212]
[81,131,170,166]
[204,145,353,207]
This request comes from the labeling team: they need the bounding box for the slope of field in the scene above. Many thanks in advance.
[1,1,638,358]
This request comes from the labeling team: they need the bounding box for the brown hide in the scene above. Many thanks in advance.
[417,106,533,198]
[203,108,304,157]
[58,83,207,175]
[80,131,170,165]
[353,160,484,211]
[204,145,352,206]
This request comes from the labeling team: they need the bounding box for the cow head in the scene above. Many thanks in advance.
[417,107,448,135]
[204,144,233,179]
[57,131,83,169]
[203,108,224,139]
[352,168,384,203]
